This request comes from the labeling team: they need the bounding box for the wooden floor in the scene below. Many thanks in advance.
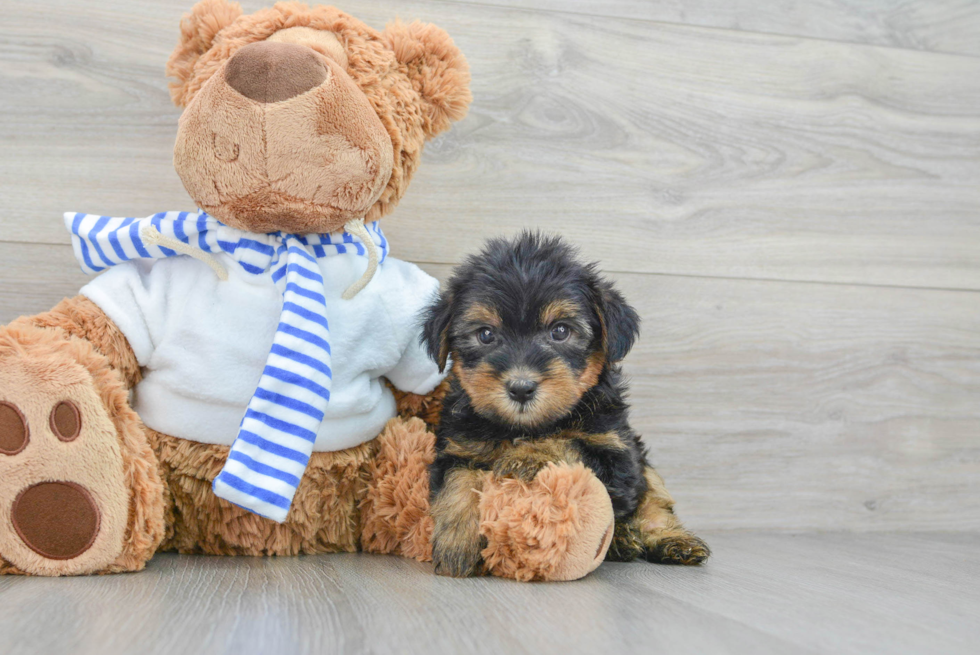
[0,533,976,655]
[1,1,979,653]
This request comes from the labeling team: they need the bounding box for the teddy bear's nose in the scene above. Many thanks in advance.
[225,40,328,103]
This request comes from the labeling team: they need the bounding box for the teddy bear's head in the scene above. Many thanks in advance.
[166,0,471,234]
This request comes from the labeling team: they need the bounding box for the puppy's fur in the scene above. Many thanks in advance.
[422,232,709,577]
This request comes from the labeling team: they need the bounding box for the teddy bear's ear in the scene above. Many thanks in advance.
[383,20,473,137]
[166,0,243,107]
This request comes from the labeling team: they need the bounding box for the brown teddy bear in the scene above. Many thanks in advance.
[0,0,619,581]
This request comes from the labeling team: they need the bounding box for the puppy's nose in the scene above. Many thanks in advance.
[507,379,538,404]
[225,41,328,103]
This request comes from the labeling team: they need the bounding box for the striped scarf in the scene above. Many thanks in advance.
[66,210,389,523]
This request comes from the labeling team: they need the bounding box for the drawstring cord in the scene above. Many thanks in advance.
[341,219,379,300]
[141,224,229,280]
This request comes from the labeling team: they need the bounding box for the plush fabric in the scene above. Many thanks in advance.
[224,40,328,102]
[0,319,165,576]
[22,296,143,386]
[360,416,435,561]
[166,1,471,225]
[267,26,348,68]
[480,463,614,582]
[151,427,376,555]
[173,40,395,234]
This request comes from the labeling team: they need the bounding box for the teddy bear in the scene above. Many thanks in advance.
[0,0,621,582]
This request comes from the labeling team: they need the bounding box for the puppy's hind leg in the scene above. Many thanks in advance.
[611,466,710,565]
[431,468,488,577]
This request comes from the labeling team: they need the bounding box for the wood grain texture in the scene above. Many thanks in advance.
[450,0,980,58]
[3,244,977,532]
[1,0,979,289]
[0,244,91,320]
[0,534,977,655]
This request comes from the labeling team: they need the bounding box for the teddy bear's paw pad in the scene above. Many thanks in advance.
[0,402,29,455]
[645,534,711,566]
[0,359,131,575]
[12,481,100,560]
[50,401,82,442]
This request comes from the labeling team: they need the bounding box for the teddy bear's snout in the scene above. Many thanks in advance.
[225,41,328,103]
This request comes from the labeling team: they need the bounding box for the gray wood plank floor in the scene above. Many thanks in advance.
[454,0,980,58]
[0,533,976,655]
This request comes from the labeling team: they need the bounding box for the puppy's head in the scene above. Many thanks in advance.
[423,232,640,429]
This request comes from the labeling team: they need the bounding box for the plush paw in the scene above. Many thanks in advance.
[645,534,711,565]
[2,400,102,561]
[0,325,163,575]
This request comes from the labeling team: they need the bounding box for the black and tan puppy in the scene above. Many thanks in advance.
[421,232,709,577]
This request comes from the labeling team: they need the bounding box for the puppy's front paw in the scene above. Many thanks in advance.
[645,534,710,565]
[492,456,547,483]
[432,544,484,578]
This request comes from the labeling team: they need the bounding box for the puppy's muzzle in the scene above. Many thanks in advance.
[506,379,538,404]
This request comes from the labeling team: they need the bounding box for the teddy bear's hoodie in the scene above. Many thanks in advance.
[79,225,444,454]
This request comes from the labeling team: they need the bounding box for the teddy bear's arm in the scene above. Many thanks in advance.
[10,296,142,387]
[373,259,451,427]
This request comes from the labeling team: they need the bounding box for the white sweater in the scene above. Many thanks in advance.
[81,250,444,452]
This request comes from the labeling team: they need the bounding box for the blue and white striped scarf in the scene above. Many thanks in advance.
[66,210,389,523]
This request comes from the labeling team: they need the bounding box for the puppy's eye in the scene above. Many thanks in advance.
[477,327,496,345]
[550,324,571,342]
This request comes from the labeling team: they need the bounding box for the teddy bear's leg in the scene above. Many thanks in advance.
[0,298,167,575]
[607,466,710,565]
[360,416,435,562]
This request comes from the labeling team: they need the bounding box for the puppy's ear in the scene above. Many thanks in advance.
[595,280,640,363]
[421,291,453,372]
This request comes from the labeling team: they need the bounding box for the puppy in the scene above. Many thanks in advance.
[421,232,709,577]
